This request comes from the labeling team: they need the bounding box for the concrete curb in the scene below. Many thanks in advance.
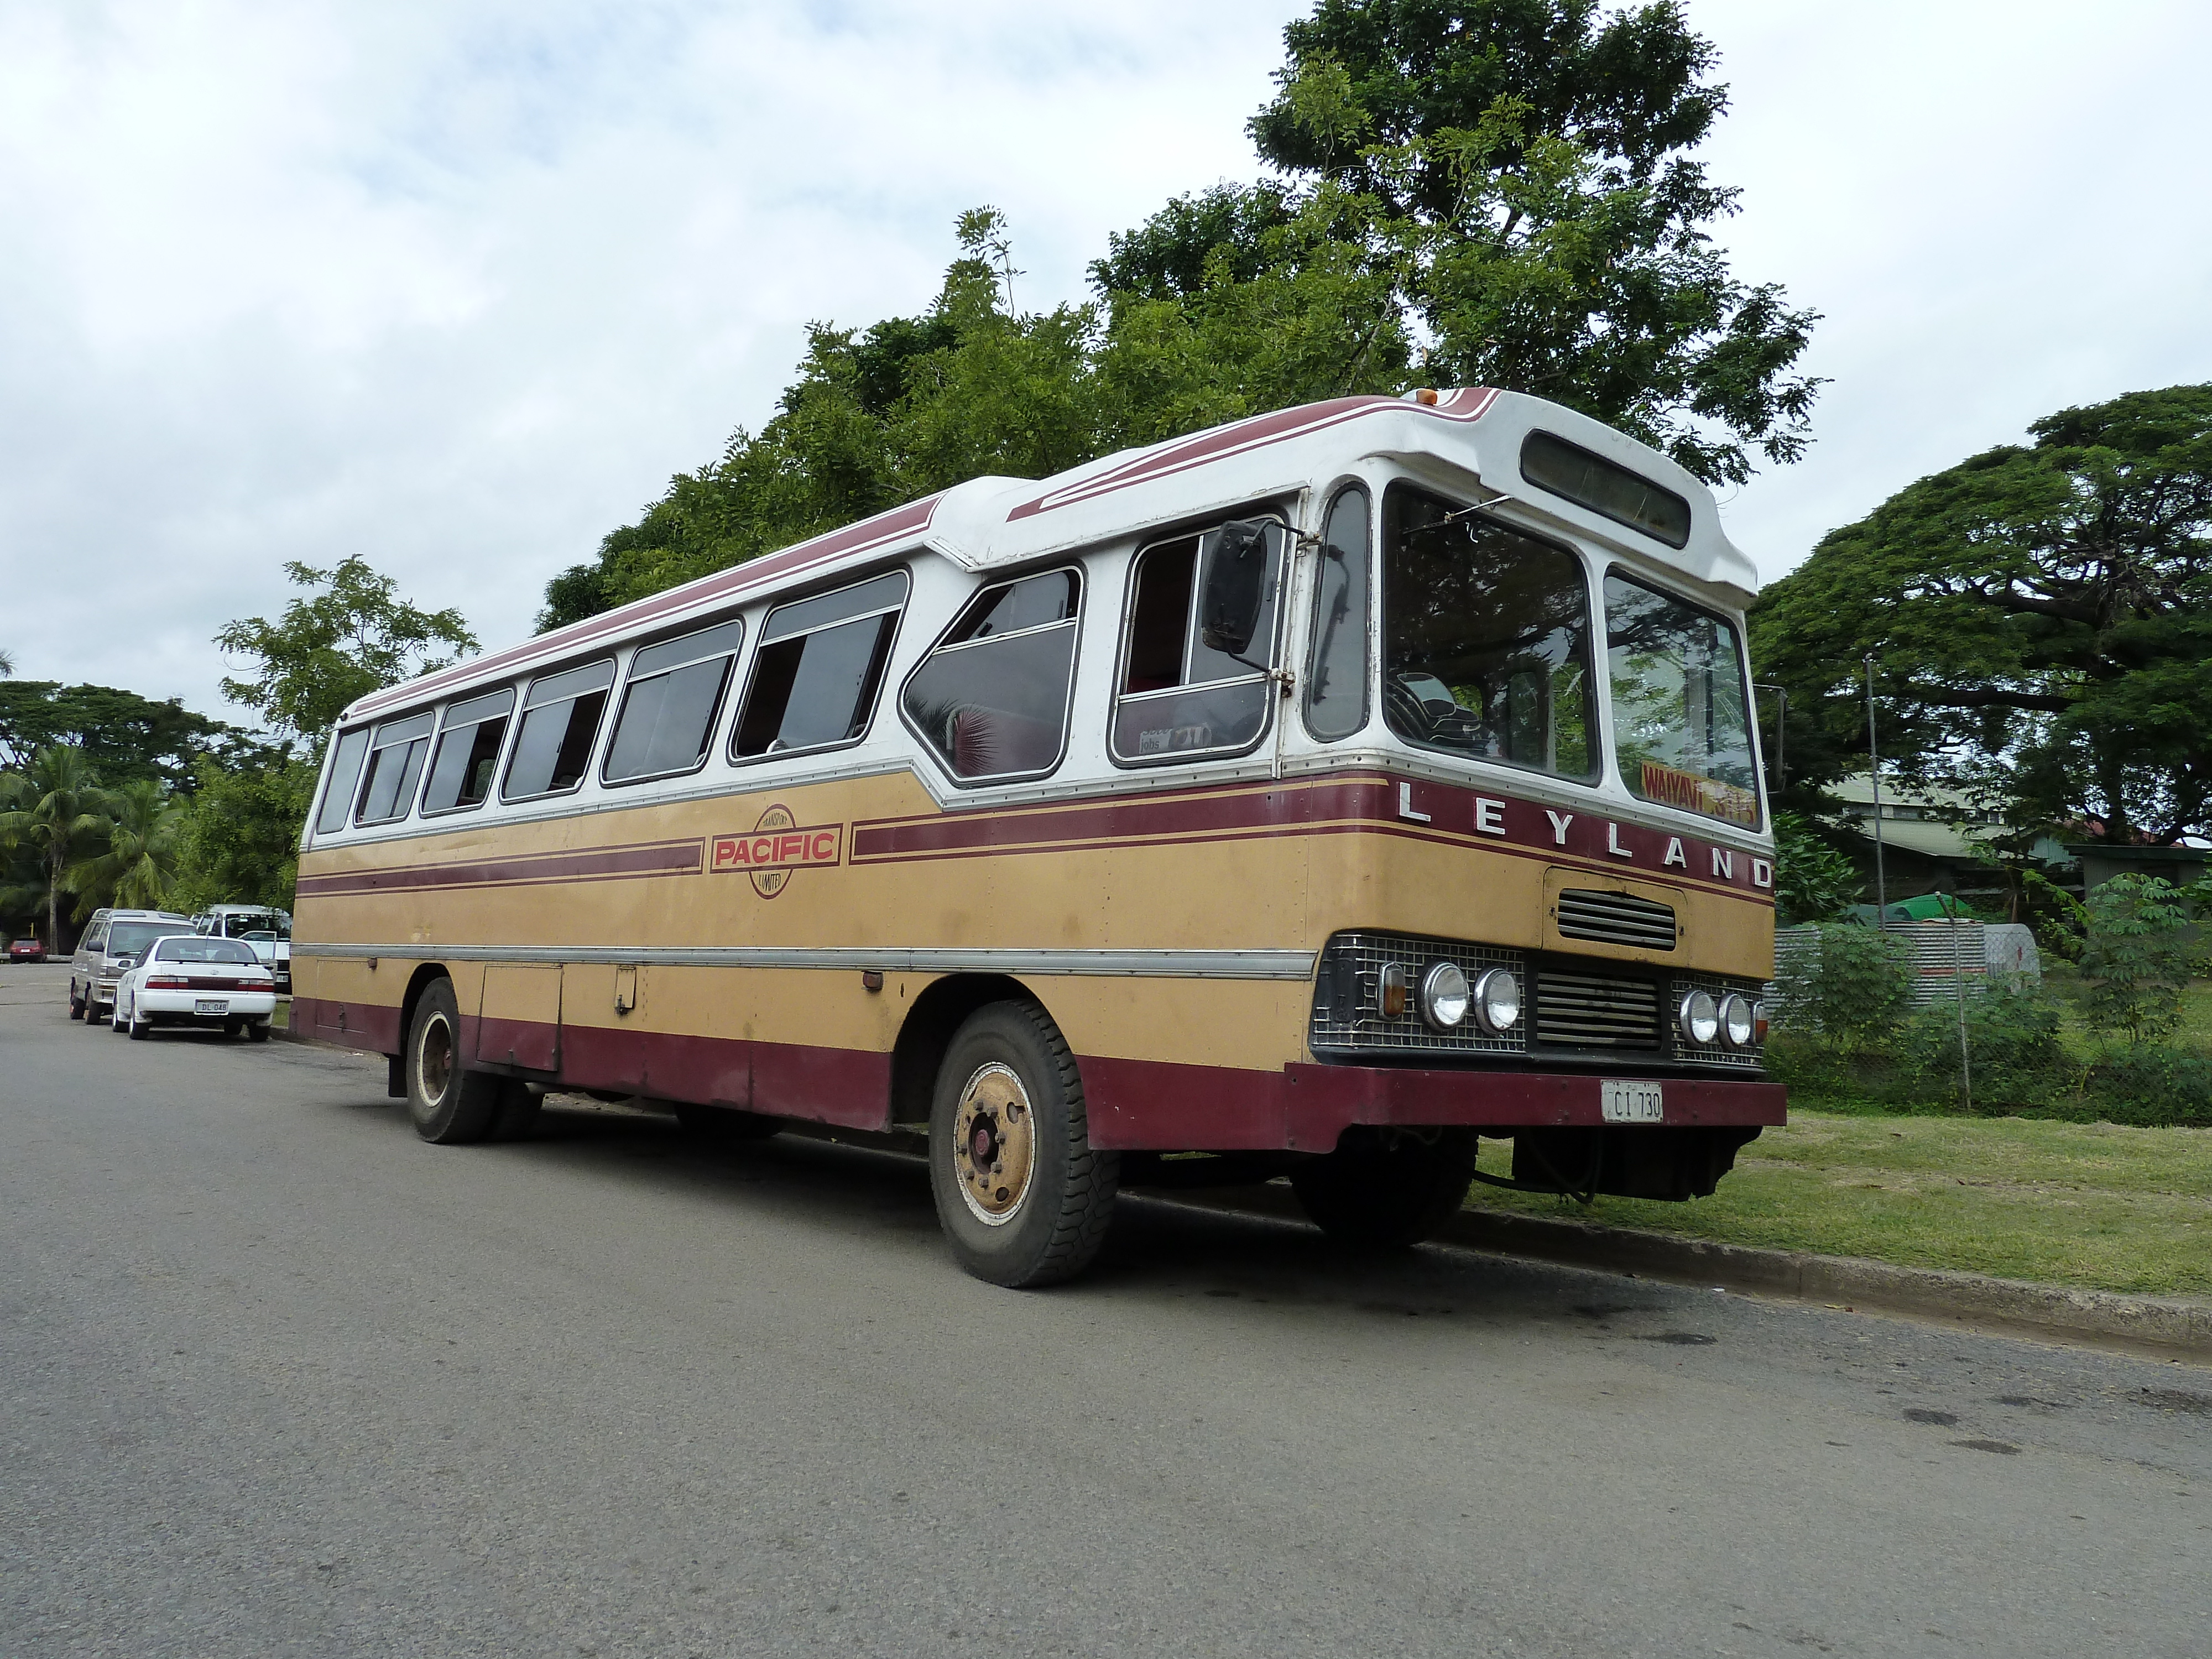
[1184,1186,2212,1364]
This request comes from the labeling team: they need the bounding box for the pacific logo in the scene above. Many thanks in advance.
[711,805,842,898]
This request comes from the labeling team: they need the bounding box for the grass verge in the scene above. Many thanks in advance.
[1471,1110,2212,1298]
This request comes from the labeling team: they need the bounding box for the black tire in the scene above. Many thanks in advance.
[247,1020,272,1044]
[126,1005,149,1041]
[675,1103,781,1143]
[87,1000,110,1032]
[488,1088,541,1142]
[223,1017,244,1039]
[928,1001,1118,1288]
[405,978,505,1144]
[1290,1129,1475,1250]
[67,987,84,1020]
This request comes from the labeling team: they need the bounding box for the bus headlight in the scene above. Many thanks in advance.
[1420,961,1470,1030]
[1719,992,1756,1048]
[1472,967,1521,1034]
[1678,988,1719,1046]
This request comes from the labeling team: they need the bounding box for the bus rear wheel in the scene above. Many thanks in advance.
[406,978,506,1145]
[1290,1129,1476,1250]
[928,1001,1118,1288]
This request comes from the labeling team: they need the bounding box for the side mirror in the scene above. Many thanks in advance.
[1198,520,1273,658]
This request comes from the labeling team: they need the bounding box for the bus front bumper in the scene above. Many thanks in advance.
[1079,1058,1787,1152]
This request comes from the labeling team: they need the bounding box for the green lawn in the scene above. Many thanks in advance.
[1470,1109,2212,1298]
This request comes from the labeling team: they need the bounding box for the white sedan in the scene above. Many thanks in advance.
[112,935,278,1041]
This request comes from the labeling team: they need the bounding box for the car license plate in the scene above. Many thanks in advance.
[195,998,228,1015]
[1600,1079,1665,1124]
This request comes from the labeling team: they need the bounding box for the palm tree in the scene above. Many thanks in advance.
[0,746,114,949]
[67,777,183,915]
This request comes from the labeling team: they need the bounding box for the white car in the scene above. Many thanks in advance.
[111,935,278,1041]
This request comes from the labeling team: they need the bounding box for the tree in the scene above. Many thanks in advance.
[1751,385,2212,844]
[2078,874,2199,1046]
[216,556,478,737]
[0,746,112,948]
[65,777,183,916]
[545,2,1815,628]
[0,680,233,790]
[169,746,321,914]
[1771,810,1860,925]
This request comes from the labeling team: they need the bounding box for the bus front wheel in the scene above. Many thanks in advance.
[1291,1129,1475,1250]
[928,1001,1118,1288]
[405,978,507,1145]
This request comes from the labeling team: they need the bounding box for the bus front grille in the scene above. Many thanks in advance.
[1533,969,1662,1050]
[1556,889,1677,951]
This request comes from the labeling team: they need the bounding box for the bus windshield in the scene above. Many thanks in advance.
[1381,484,1597,781]
[1604,573,1761,828]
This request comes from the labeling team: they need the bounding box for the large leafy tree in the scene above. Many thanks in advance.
[0,746,113,948]
[217,556,478,737]
[545,1,1812,628]
[65,777,184,916]
[1750,384,2212,845]
[169,745,321,914]
[0,680,231,789]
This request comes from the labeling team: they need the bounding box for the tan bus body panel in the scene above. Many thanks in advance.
[295,388,1785,1151]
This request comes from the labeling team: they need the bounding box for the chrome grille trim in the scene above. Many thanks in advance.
[1671,971,1767,1070]
[1310,932,1526,1056]
[1556,888,1678,951]
[1533,968,1661,1050]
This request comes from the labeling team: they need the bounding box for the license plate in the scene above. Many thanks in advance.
[1600,1079,1665,1124]
[195,998,229,1015]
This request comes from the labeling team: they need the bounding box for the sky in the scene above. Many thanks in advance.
[3,0,2209,729]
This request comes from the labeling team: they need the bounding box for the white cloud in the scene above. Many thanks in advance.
[2,0,2208,724]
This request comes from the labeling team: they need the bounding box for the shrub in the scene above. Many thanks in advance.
[2078,874,2199,1044]
[2075,1045,2212,1128]
[1770,922,1914,1045]
[1772,812,1862,926]
[1893,982,2073,1113]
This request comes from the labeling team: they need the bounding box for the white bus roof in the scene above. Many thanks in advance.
[348,387,1752,726]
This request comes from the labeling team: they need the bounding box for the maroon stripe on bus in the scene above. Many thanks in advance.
[854,771,1773,901]
[349,494,942,721]
[296,838,704,899]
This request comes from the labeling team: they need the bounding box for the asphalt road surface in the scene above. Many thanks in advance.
[3,962,2206,1658]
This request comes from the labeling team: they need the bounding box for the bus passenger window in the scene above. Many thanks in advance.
[902,569,1081,781]
[503,660,615,800]
[604,617,745,784]
[1303,486,1370,741]
[314,727,371,835]
[353,711,436,825]
[1111,521,1284,764]
[732,571,907,760]
[421,688,515,814]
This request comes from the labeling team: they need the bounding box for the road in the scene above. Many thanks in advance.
[2,961,2205,1658]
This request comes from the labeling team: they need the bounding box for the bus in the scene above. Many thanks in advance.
[291,385,1784,1287]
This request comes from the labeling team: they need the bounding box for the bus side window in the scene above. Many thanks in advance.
[354,712,436,826]
[732,571,907,760]
[1111,522,1284,764]
[314,727,371,836]
[902,568,1081,782]
[1303,485,1371,741]
[504,660,616,800]
[604,617,745,784]
[421,687,517,813]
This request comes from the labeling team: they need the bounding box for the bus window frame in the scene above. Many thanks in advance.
[352,709,438,828]
[1300,482,1374,744]
[313,726,373,837]
[727,565,911,770]
[1600,562,1765,832]
[896,562,1086,789]
[599,615,748,790]
[500,656,619,805]
[418,686,519,820]
[1108,510,1291,770]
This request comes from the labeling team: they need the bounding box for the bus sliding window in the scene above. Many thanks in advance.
[1112,522,1283,764]
[604,617,745,784]
[902,569,1080,782]
[732,572,906,760]
[420,688,515,814]
[314,727,371,835]
[503,660,614,800]
[353,711,435,825]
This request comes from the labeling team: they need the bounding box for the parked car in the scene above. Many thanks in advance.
[69,909,195,1026]
[190,904,293,995]
[111,935,277,1041]
[8,938,45,963]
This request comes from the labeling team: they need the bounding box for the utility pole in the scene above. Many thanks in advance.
[1864,654,1887,921]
